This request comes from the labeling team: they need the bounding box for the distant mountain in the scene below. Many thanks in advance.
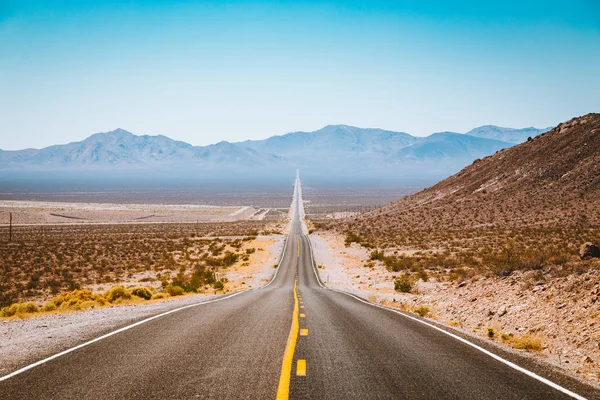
[237,125,515,176]
[239,125,417,159]
[465,125,551,144]
[0,123,550,179]
[0,129,283,171]
[390,132,512,163]
[344,113,600,233]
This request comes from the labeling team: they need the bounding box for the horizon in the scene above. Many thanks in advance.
[1,121,553,151]
[1,1,599,150]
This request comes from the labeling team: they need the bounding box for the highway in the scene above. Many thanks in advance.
[0,172,598,399]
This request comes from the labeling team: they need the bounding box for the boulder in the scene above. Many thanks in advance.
[580,242,600,260]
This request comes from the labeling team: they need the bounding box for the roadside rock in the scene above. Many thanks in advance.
[580,242,600,260]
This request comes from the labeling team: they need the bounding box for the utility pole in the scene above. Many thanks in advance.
[9,212,12,242]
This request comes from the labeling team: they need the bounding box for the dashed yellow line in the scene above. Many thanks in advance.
[276,280,300,399]
[300,328,308,336]
[300,313,306,318]
[296,359,307,376]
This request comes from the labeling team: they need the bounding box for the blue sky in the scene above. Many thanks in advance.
[1,0,599,149]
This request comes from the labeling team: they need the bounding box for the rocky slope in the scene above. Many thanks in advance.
[347,113,600,233]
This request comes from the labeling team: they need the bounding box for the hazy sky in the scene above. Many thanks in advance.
[1,0,599,150]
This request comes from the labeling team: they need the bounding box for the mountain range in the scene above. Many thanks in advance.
[0,124,550,179]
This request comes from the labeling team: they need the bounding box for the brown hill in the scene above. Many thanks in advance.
[346,113,600,234]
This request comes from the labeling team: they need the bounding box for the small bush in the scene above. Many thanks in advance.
[214,280,225,290]
[512,335,543,352]
[414,306,430,317]
[394,275,413,293]
[41,302,57,312]
[487,328,495,339]
[165,284,185,296]
[104,286,132,303]
[50,289,107,311]
[1,302,39,317]
[131,287,153,300]
[370,250,385,261]
[345,232,363,246]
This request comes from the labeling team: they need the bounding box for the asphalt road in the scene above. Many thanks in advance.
[1,174,598,399]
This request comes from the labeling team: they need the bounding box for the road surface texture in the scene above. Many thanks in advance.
[1,172,598,399]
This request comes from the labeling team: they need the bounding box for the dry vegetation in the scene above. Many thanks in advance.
[0,221,281,310]
[325,226,600,284]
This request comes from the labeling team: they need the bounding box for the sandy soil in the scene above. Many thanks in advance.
[310,231,600,388]
[0,200,260,225]
[223,235,285,291]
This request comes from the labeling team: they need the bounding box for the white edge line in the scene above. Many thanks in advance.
[305,236,586,400]
[0,291,245,382]
[306,235,324,288]
[262,233,290,289]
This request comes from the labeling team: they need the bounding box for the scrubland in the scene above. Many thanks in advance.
[0,221,284,315]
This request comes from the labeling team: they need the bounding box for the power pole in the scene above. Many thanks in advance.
[9,212,12,242]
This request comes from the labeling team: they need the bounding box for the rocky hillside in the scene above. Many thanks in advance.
[346,113,600,233]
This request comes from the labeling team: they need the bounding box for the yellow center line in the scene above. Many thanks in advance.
[300,328,308,336]
[296,359,307,376]
[300,313,305,318]
[276,280,300,399]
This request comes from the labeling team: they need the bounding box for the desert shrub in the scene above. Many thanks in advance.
[17,302,39,314]
[384,255,414,272]
[511,335,543,352]
[50,289,107,310]
[1,305,16,317]
[1,302,39,317]
[104,286,132,303]
[487,327,495,339]
[164,284,185,296]
[345,232,363,246]
[222,251,238,267]
[500,333,512,342]
[131,287,153,300]
[394,275,413,293]
[416,268,429,282]
[414,306,430,317]
[41,302,57,312]
[214,280,225,290]
[370,250,385,261]
[481,240,521,276]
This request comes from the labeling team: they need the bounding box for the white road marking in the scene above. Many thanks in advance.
[262,233,290,289]
[0,291,246,382]
[306,236,586,400]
